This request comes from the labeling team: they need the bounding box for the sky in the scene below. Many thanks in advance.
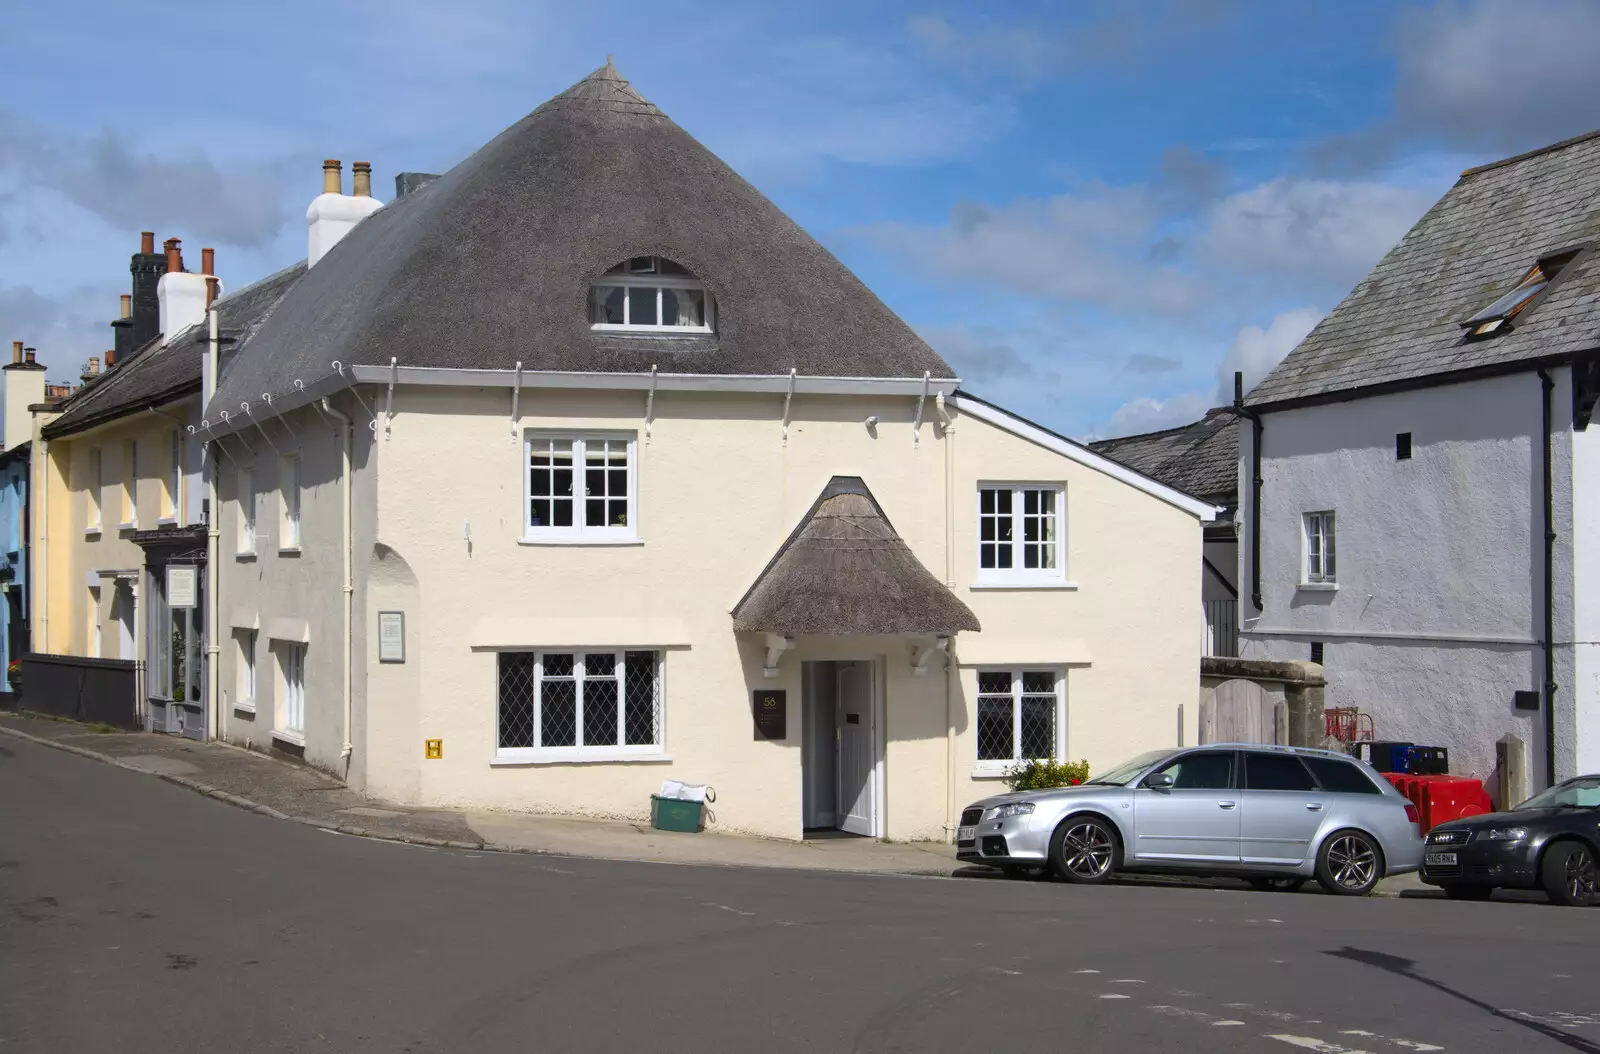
[5,0,1600,438]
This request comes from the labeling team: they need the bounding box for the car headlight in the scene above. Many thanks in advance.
[1482,826,1529,842]
[984,802,1036,821]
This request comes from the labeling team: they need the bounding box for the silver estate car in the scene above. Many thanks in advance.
[957,744,1424,895]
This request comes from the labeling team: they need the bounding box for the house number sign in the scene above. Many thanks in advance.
[752,689,786,741]
[378,611,405,663]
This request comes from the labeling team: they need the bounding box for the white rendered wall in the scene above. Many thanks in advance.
[1570,394,1600,775]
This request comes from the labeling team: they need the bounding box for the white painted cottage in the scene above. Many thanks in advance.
[199,63,1217,841]
[1238,131,1600,790]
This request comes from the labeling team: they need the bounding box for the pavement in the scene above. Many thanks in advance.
[0,710,1446,894]
[3,731,1597,1054]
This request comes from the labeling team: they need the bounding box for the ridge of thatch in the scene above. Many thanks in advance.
[732,476,980,638]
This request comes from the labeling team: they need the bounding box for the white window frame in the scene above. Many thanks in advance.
[521,431,639,544]
[1303,510,1337,586]
[235,629,257,713]
[236,465,256,557]
[589,273,716,334]
[122,439,139,528]
[972,482,1069,587]
[279,455,301,551]
[162,429,182,523]
[493,649,666,764]
[973,667,1066,773]
[86,447,103,533]
[277,642,306,738]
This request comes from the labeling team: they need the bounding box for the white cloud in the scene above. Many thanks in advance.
[919,323,1062,387]
[1097,390,1216,439]
[1219,306,1323,395]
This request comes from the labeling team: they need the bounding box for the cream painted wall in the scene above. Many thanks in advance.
[336,385,1203,842]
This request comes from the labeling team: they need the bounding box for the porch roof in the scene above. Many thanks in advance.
[731,476,980,638]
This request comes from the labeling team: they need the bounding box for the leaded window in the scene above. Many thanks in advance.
[976,669,1063,766]
[497,650,663,758]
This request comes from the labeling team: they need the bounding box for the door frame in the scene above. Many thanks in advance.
[833,658,886,839]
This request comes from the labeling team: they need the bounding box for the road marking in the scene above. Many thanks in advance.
[1074,969,1101,974]
[1340,1029,1443,1051]
[1099,994,1130,1000]
[1110,978,1145,984]
[1267,1035,1372,1053]
[1227,1002,1314,1023]
[1503,1009,1600,1027]
[1213,1021,1246,1027]
[702,902,756,917]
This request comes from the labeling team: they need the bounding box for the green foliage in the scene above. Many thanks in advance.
[1005,755,1091,791]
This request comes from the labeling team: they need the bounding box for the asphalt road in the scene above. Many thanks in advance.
[2,736,1597,1054]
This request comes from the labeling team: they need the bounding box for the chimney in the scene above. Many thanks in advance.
[121,295,131,319]
[308,158,383,267]
[395,172,440,199]
[201,247,215,275]
[104,349,117,370]
[0,341,46,450]
[129,231,165,349]
[352,161,372,197]
[158,237,213,338]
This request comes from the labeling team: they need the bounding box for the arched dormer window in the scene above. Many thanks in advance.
[589,256,715,333]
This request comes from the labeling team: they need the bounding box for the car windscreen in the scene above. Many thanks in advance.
[1514,776,1600,810]
[1086,749,1170,786]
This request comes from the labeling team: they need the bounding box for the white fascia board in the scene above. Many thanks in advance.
[345,364,960,398]
[953,394,1219,521]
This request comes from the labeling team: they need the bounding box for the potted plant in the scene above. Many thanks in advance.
[1004,754,1090,792]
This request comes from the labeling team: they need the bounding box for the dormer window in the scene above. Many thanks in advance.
[590,256,715,334]
[1462,248,1581,337]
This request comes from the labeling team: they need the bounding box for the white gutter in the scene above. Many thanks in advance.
[321,398,355,764]
[344,364,960,397]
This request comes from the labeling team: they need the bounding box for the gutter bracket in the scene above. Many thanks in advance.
[913,371,929,449]
[385,356,397,441]
[781,368,796,446]
[762,633,794,679]
[910,635,948,677]
[645,364,658,443]
[510,360,523,443]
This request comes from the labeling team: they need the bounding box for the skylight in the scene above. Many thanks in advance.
[1462,248,1581,337]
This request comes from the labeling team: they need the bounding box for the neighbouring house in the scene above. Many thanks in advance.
[1091,407,1241,657]
[202,62,1217,841]
[28,233,302,734]
[1239,129,1600,789]
[0,341,49,697]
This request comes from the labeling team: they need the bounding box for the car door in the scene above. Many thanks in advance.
[1131,750,1241,866]
[1240,751,1327,865]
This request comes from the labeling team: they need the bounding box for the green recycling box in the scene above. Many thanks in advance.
[650,794,703,833]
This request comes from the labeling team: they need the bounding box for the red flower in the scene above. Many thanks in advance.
[1069,778,1081,785]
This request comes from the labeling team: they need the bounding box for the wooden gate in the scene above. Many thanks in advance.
[1199,678,1287,745]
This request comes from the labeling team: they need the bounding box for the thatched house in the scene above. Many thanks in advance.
[200,62,1216,841]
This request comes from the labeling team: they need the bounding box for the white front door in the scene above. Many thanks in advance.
[836,662,877,837]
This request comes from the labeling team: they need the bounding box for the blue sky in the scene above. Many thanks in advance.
[5,0,1600,437]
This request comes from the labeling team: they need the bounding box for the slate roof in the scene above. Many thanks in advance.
[732,476,980,638]
[1088,407,1239,504]
[209,62,954,416]
[43,263,305,440]
[1247,130,1600,408]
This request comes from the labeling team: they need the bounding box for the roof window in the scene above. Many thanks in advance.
[590,257,715,334]
[1462,248,1581,337]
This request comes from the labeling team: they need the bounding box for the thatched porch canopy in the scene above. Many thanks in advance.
[732,476,980,638]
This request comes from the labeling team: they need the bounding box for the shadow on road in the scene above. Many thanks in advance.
[1325,946,1600,1053]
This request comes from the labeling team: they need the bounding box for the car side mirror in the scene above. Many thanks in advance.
[1144,772,1175,790]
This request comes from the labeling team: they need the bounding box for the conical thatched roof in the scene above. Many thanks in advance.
[732,477,980,638]
[210,60,954,415]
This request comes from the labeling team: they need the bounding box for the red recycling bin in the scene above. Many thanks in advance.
[1420,777,1491,831]
[1402,775,1447,820]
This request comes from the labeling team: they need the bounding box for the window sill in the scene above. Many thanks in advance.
[271,728,306,747]
[84,526,102,538]
[278,546,302,556]
[490,750,672,766]
[519,536,644,547]
[236,550,257,562]
[157,516,178,527]
[234,700,256,716]
[1297,582,1339,592]
[118,522,138,533]
[590,324,713,336]
[971,767,1015,780]
[968,580,1078,591]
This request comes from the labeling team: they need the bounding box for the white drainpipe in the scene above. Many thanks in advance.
[320,398,354,764]
[938,391,958,838]
[204,306,221,739]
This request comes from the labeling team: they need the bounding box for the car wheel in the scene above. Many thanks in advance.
[1540,841,1597,907]
[1050,816,1117,885]
[1442,884,1494,901]
[1315,829,1384,896]
[1248,877,1306,893]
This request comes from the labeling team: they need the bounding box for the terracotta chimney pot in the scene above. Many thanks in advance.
[10,341,20,365]
[352,161,372,197]
[140,231,155,254]
[164,238,183,274]
[322,159,342,195]
[201,247,215,276]
[120,294,132,319]
[104,349,116,369]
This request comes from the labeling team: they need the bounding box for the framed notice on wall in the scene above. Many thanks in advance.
[752,689,786,740]
[167,566,197,609]
[378,611,406,663]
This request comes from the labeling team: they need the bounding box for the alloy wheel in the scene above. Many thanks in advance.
[1062,822,1113,879]
[1566,847,1596,902]
[1326,834,1378,891]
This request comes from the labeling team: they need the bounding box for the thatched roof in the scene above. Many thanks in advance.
[209,60,954,416]
[732,476,980,638]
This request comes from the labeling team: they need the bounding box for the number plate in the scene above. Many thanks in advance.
[957,826,976,842]
[1425,851,1458,867]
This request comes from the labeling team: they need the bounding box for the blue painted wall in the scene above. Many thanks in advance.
[0,447,28,696]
